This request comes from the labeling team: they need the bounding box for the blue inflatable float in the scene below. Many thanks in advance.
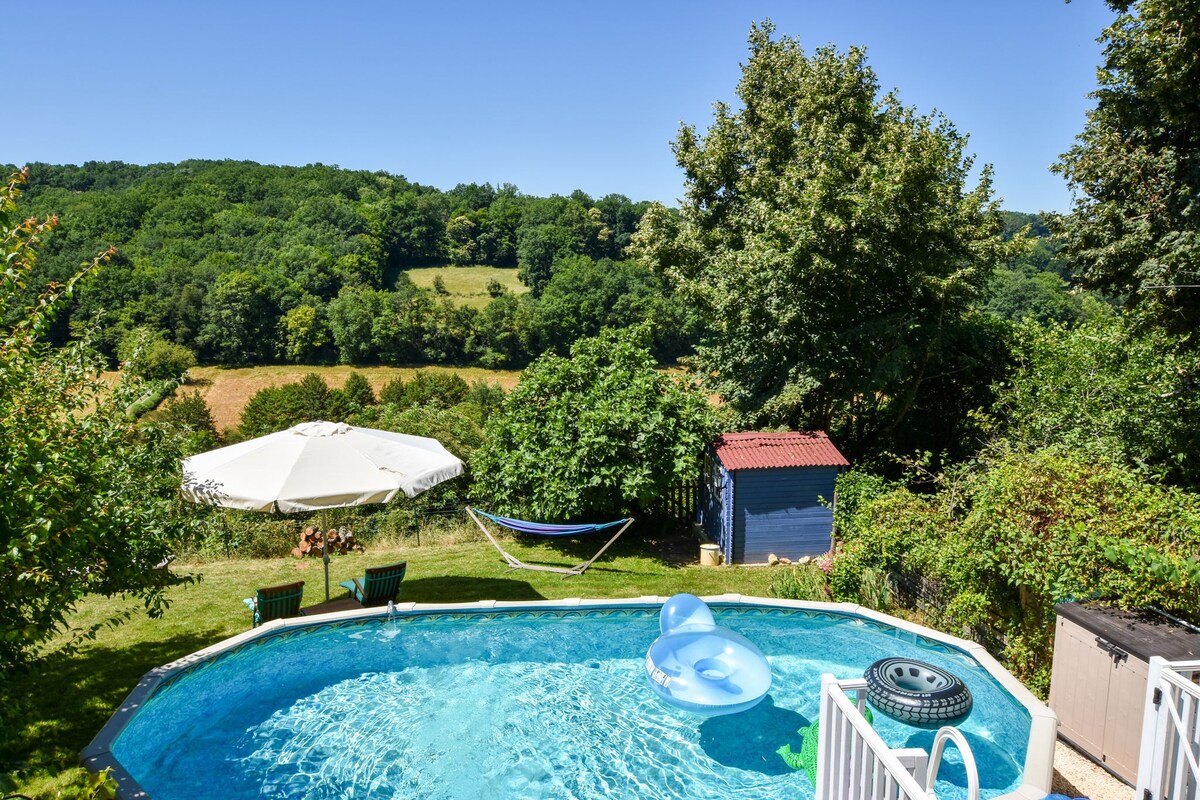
[644,594,772,716]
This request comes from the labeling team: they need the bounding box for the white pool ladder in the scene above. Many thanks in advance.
[817,674,980,800]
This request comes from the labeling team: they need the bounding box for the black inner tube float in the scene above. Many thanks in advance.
[864,658,972,725]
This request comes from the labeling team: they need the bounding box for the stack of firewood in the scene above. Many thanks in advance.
[291,527,364,558]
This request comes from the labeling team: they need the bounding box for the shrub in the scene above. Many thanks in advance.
[1,170,200,678]
[119,327,197,381]
[379,370,469,410]
[342,371,377,409]
[470,326,718,519]
[238,373,334,438]
[155,390,221,455]
[378,375,405,406]
[833,452,1200,695]
[768,565,828,601]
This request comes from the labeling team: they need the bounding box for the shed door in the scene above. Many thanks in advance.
[1050,615,1110,759]
[1100,653,1147,782]
[1049,615,1148,784]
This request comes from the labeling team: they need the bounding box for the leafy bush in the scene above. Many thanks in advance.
[834,452,1200,695]
[461,379,507,422]
[988,316,1200,487]
[342,371,376,409]
[470,326,718,519]
[378,371,469,410]
[118,327,197,381]
[238,372,335,438]
[153,390,221,455]
[124,378,181,420]
[767,565,829,601]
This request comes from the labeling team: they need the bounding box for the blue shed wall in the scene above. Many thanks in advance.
[697,450,735,562]
[731,467,837,563]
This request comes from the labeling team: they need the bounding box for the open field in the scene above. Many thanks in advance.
[405,265,528,309]
[186,365,522,432]
[2,523,789,797]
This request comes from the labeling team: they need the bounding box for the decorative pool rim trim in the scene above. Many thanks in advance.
[81,595,1057,800]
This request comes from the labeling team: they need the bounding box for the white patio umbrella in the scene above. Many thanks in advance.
[181,420,464,599]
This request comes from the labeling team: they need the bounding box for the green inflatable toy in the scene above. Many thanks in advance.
[777,707,873,784]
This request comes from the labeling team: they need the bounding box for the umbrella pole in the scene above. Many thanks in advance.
[322,509,330,601]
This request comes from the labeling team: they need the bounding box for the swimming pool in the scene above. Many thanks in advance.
[84,597,1056,799]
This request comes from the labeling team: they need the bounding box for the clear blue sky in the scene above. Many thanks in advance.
[12,1,1115,213]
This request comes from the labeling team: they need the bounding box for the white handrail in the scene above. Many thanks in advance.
[817,674,980,800]
[926,726,980,800]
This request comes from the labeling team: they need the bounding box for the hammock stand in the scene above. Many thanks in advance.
[466,506,635,577]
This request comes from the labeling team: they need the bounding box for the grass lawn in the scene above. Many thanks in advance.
[405,265,528,309]
[1,524,787,798]
[185,364,522,432]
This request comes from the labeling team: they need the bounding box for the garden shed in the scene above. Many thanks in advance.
[698,431,849,564]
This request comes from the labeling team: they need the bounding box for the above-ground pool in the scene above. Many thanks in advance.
[84,597,1055,800]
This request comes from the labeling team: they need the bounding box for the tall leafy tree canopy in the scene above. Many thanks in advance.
[1052,0,1200,332]
[0,171,197,679]
[632,22,1009,455]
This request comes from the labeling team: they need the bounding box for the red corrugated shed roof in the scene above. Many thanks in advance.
[711,431,849,470]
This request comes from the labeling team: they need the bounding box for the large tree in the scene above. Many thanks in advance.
[1052,0,1200,332]
[632,23,1009,454]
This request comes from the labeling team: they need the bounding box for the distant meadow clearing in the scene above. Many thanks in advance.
[404,265,529,309]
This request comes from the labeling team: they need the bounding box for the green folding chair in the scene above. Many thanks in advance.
[244,580,305,627]
[340,562,407,607]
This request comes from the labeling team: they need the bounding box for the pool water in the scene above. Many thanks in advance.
[112,606,1029,799]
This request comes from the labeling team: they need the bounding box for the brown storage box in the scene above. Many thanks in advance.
[1049,602,1200,784]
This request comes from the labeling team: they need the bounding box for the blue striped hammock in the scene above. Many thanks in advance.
[466,507,635,576]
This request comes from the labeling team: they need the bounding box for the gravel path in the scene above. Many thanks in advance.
[1051,740,1134,800]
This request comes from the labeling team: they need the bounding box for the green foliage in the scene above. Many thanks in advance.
[632,22,1012,460]
[118,327,197,381]
[0,170,199,679]
[123,377,181,420]
[280,303,330,363]
[378,374,406,406]
[533,254,703,362]
[834,451,1200,694]
[238,372,336,438]
[1051,0,1200,332]
[1104,542,1200,613]
[461,379,507,422]
[986,267,1102,326]
[988,315,1200,486]
[195,270,277,365]
[377,370,469,410]
[767,565,829,601]
[16,161,653,369]
[857,567,892,611]
[341,370,376,409]
[470,327,718,519]
[153,390,221,455]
